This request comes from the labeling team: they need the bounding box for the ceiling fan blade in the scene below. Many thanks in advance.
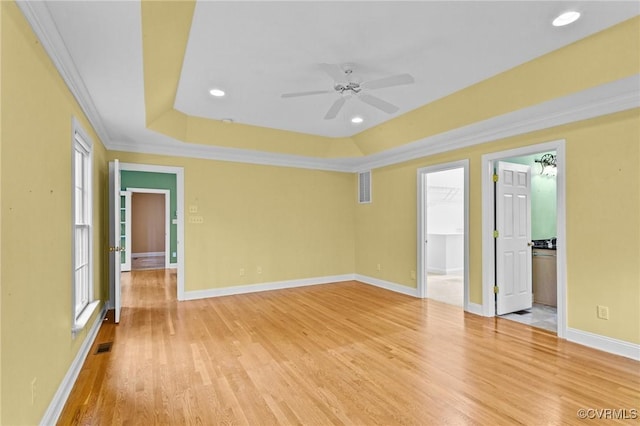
[361,73,415,90]
[281,89,335,98]
[319,63,346,82]
[357,93,399,114]
[324,97,347,120]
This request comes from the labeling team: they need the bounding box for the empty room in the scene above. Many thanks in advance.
[1,1,639,425]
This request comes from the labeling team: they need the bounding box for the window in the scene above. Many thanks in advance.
[72,122,96,331]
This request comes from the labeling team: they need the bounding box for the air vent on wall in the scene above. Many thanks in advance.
[358,171,372,204]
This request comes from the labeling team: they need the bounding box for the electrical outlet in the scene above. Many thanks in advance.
[257,266,262,274]
[376,263,381,271]
[597,305,609,320]
[31,377,37,405]
[239,268,245,277]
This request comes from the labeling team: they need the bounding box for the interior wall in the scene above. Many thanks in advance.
[109,151,356,291]
[1,2,109,424]
[355,108,640,344]
[0,3,3,420]
[131,193,165,255]
[120,171,177,262]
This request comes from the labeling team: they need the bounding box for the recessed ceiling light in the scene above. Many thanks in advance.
[552,11,581,27]
[351,116,364,124]
[209,88,225,97]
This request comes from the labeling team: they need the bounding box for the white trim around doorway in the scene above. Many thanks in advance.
[480,140,567,338]
[119,163,185,301]
[417,160,470,312]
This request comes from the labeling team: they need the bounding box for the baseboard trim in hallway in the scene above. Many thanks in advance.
[41,305,107,426]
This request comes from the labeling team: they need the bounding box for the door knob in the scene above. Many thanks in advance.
[527,242,534,247]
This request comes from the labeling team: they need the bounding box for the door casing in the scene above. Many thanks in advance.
[481,140,566,338]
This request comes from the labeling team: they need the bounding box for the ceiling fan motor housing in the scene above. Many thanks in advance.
[334,82,361,94]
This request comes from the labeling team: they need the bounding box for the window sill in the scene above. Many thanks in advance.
[72,300,100,335]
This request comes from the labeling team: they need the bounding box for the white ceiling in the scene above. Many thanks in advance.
[41,1,640,145]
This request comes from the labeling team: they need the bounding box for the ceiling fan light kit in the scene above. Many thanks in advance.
[281,63,415,120]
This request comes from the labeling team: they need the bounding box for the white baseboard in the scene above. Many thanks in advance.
[131,251,165,258]
[182,274,355,300]
[465,302,484,316]
[354,274,420,297]
[40,305,107,425]
[566,328,640,361]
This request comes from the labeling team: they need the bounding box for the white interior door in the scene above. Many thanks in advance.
[108,160,122,323]
[496,161,532,315]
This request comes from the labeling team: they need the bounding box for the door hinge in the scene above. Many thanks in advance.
[493,174,499,182]
[494,285,499,294]
[493,230,499,238]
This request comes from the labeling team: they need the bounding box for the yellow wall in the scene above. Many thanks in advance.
[0,2,3,421]
[355,108,640,344]
[1,2,109,424]
[1,2,639,424]
[110,152,356,290]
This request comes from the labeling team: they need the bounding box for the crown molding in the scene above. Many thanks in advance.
[18,2,639,173]
[353,74,639,172]
[111,75,638,173]
[108,138,359,172]
[16,0,113,147]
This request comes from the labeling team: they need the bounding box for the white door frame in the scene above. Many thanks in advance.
[119,163,185,301]
[120,190,132,271]
[126,188,171,267]
[481,140,566,338]
[417,159,470,312]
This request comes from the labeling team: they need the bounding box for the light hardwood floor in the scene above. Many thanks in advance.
[58,270,640,425]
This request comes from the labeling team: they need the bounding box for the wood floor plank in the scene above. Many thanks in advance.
[58,271,640,425]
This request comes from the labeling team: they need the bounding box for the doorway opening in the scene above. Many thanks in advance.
[481,140,566,337]
[121,189,171,271]
[109,162,185,323]
[417,160,469,310]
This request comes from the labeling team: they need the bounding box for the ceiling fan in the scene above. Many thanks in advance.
[281,63,415,120]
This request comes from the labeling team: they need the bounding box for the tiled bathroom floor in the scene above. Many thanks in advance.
[500,304,558,333]
[424,274,558,334]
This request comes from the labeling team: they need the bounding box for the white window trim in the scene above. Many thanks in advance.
[71,118,97,334]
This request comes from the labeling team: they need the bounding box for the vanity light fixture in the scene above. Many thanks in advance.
[535,153,557,175]
[552,11,581,27]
